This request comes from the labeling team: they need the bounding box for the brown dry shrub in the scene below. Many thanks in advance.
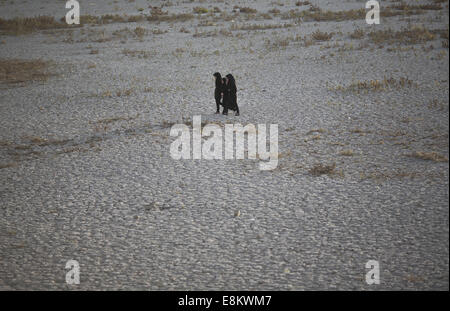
[408,152,448,162]
[0,59,53,85]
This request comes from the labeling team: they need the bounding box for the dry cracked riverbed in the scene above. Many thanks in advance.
[0,0,449,290]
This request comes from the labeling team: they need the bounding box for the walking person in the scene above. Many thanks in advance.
[213,72,224,114]
[223,74,239,116]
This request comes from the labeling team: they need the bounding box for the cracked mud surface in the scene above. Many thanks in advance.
[0,0,448,290]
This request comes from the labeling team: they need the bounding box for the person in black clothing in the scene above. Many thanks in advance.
[213,72,224,114]
[222,74,239,116]
[222,77,227,109]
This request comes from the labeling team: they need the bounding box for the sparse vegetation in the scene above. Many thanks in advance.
[96,115,136,125]
[179,26,190,33]
[193,28,232,38]
[36,138,70,147]
[282,8,365,22]
[309,163,337,176]
[296,1,311,6]
[389,3,443,11]
[311,30,333,41]
[268,8,280,14]
[339,149,354,156]
[77,12,193,25]
[149,7,168,16]
[336,77,415,92]
[230,22,292,31]
[236,7,258,14]
[407,151,448,162]
[0,162,18,169]
[369,26,436,45]
[0,59,53,85]
[122,49,154,58]
[0,16,70,35]
[193,7,208,14]
[147,12,194,23]
[350,28,364,39]
[281,3,442,23]
[133,26,146,39]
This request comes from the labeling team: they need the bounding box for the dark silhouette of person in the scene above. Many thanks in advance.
[223,74,239,116]
[213,72,224,114]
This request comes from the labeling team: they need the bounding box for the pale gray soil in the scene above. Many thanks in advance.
[0,0,448,290]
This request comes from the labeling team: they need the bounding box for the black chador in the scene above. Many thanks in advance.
[222,73,239,116]
[213,72,224,114]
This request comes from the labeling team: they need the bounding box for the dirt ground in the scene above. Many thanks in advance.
[0,0,448,290]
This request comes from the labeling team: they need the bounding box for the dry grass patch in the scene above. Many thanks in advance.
[268,8,281,14]
[336,77,414,92]
[311,30,333,41]
[14,144,32,150]
[147,13,194,23]
[282,8,365,22]
[236,7,258,14]
[350,28,364,39]
[78,12,193,24]
[134,26,146,39]
[115,89,133,97]
[0,162,18,169]
[309,162,337,176]
[122,49,154,58]
[57,146,90,155]
[230,23,292,31]
[149,7,168,16]
[95,115,136,125]
[339,149,354,156]
[161,120,177,129]
[282,3,438,23]
[78,14,135,25]
[27,136,47,144]
[193,7,208,14]
[37,138,71,147]
[0,16,70,35]
[179,26,190,33]
[438,28,449,40]
[193,28,233,38]
[264,34,305,49]
[304,134,321,142]
[0,59,53,85]
[369,26,436,45]
[407,151,448,162]
[390,3,443,11]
